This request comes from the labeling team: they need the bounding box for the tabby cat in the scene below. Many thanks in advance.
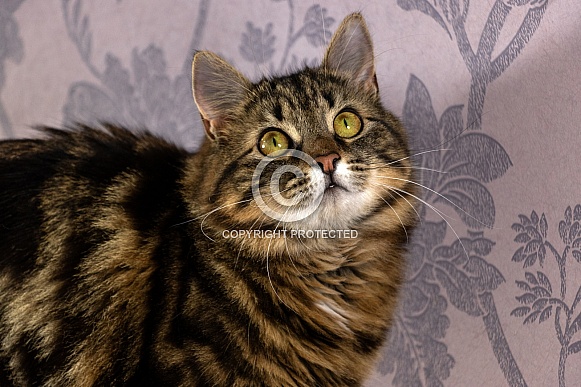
[0,13,416,386]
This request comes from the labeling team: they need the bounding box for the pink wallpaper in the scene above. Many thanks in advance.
[1,1,580,385]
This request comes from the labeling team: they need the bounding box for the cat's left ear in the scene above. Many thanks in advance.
[323,13,378,94]
[192,51,251,141]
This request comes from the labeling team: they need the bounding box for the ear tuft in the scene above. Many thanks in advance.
[323,13,377,93]
[192,51,251,141]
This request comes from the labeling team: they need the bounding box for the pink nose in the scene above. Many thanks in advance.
[315,153,340,174]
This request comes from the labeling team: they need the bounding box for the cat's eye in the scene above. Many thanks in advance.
[258,130,291,156]
[333,111,362,138]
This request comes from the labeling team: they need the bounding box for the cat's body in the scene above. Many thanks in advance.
[0,14,416,386]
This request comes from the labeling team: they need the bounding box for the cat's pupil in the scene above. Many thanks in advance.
[343,118,349,129]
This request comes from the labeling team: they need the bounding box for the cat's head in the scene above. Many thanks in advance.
[190,13,415,239]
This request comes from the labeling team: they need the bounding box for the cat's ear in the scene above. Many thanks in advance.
[323,13,378,94]
[192,51,251,141]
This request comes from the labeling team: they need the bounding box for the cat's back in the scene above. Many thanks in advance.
[0,124,188,185]
[0,125,190,385]
[0,124,190,269]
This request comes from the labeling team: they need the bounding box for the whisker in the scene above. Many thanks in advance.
[377,176,493,229]
[365,112,488,171]
[388,165,449,174]
[370,182,422,224]
[171,197,254,227]
[368,186,409,243]
[385,185,470,260]
[174,183,299,241]
[234,234,247,271]
[171,197,258,242]
[365,163,449,176]
[407,112,487,155]
[282,223,302,277]
[266,206,298,314]
[235,213,268,270]
[389,148,450,167]
[356,149,452,172]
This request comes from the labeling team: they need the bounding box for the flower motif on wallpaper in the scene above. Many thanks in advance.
[401,76,513,229]
[239,2,334,74]
[386,0,550,385]
[511,206,581,387]
[503,0,548,7]
[240,22,276,64]
[60,0,209,149]
[378,74,515,386]
[302,4,334,46]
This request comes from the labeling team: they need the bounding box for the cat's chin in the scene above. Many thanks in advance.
[286,188,375,232]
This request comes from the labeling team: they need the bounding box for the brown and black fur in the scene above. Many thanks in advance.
[0,14,416,386]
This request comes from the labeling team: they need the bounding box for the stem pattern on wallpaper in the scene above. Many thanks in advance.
[397,0,548,130]
[380,1,549,385]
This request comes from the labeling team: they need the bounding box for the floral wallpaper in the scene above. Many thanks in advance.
[2,0,580,386]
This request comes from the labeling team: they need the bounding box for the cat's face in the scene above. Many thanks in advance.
[191,14,414,237]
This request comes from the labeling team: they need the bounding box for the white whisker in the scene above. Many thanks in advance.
[377,176,493,229]
[282,223,302,277]
[266,205,298,314]
[385,185,470,260]
[388,165,449,174]
[387,148,451,167]
[174,182,298,241]
[235,213,268,270]
[371,182,422,225]
[368,186,409,243]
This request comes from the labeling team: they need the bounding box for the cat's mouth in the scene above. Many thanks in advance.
[320,180,349,205]
[325,183,346,192]
[324,175,347,192]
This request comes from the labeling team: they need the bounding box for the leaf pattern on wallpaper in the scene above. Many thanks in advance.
[380,0,550,385]
[61,0,210,150]
[511,206,581,387]
[397,0,548,129]
[380,226,505,385]
[379,220,453,386]
[239,1,334,74]
[402,75,512,230]
[240,22,276,64]
[378,74,517,386]
[0,0,25,138]
[303,4,334,46]
[433,233,505,316]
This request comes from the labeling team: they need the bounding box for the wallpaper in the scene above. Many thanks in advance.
[1,1,580,386]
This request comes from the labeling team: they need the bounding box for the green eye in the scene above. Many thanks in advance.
[259,130,290,156]
[333,111,362,138]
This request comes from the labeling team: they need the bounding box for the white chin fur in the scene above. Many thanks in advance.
[282,161,376,231]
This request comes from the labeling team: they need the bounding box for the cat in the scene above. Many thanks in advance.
[0,12,416,386]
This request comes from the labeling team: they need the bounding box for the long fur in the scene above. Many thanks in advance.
[0,13,416,386]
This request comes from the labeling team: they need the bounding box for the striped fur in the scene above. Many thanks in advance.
[0,13,416,386]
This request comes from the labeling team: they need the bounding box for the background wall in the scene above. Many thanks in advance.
[1,1,580,385]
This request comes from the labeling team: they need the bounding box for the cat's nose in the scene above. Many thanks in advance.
[315,153,340,174]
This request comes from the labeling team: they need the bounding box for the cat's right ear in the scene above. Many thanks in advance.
[322,13,378,94]
[192,51,251,141]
